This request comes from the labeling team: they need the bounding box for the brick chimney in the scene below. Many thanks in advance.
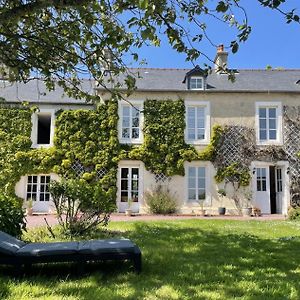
[214,44,228,72]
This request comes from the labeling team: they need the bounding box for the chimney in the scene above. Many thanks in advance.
[214,44,228,72]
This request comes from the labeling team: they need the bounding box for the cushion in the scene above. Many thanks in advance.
[16,241,79,257]
[78,239,135,255]
[0,231,26,255]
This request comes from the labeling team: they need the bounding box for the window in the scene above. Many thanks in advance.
[120,167,139,202]
[189,77,204,90]
[31,109,55,147]
[256,102,282,144]
[185,101,210,144]
[276,167,283,193]
[26,175,51,202]
[119,102,143,143]
[256,168,267,192]
[37,114,51,144]
[187,166,206,201]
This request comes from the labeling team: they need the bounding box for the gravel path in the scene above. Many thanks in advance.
[26,213,286,228]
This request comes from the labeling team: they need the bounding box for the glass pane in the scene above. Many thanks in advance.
[131,192,139,202]
[121,191,128,202]
[262,180,267,191]
[259,119,267,129]
[188,118,195,129]
[27,185,32,192]
[122,106,130,117]
[198,167,205,178]
[269,108,276,118]
[132,107,140,118]
[198,190,206,200]
[197,130,205,140]
[45,194,50,201]
[188,107,195,118]
[28,176,32,183]
[132,128,139,139]
[122,128,130,138]
[198,178,205,189]
[122,117,130,127]
[188,189,196,200]
[269,130,277,140]
[46,176,51,183]
[259,108,266,118]
[41,176,45,183]
[132,180,138,191]
[121,180,128,190]
[257,180,261,191]
[132,117,139,127]
[40,194,44,202]
[32,185,37,192]
[188,167,196,177]
[197,107,205,118]
[259,130,267,140]
[188,129,195,140]
[121,168,129,179]
[261,168,266,178]
[197,118,205,129]
[269,119,276,130]
[132,168,139,177]
[188,177,196,189]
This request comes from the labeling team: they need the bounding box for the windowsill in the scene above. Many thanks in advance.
[119,139,143,145]
[256,140,283,146]
[186,140,209,145]
[31,143,52,149]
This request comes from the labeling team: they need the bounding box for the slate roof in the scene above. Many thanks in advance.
[0,79,95,104]
[0,68,299,104]
[104,68,300,93]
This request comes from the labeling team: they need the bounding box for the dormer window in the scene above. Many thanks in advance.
[183,65,207,91]
[189,76,204,90]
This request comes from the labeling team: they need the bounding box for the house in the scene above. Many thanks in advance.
[1,46,300,215]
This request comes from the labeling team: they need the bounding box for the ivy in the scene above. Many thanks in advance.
[215,163,251,187]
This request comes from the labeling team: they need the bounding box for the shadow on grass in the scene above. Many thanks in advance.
[1,221,300,299]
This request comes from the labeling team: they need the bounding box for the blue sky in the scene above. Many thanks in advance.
[127,1,300,70]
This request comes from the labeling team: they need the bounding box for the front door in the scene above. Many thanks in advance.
[254,167,270,214]
[119,167,140,213]
[275,167,283,213]
[26,175,51,212]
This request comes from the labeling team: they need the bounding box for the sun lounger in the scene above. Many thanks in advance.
[0,231,142,274]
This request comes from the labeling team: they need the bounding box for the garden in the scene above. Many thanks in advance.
[1,219,300,300]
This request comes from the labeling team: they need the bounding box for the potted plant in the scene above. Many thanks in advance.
[217,188,226,215]
[125,198,133,216]
[26,199,33,216]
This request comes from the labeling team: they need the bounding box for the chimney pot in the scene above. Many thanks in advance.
[217,44,224,53]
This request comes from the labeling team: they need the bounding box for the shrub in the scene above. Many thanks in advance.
[0,193,25,237]
[146,185,177,214]
[49,179,116,236]
[287,206,300,220]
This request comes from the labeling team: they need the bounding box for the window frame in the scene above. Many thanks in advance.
[185,161,211,206]
[31,108,55,148]
[189,76,204,90]
[25,174,51,202]
[255,102,282,145]
[185,100,210,145]
[118,100,143,144]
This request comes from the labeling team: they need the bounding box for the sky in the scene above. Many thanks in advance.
[127,0,300,70]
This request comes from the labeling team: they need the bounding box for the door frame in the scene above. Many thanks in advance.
[251,161,289,215]
[117,160,144,213]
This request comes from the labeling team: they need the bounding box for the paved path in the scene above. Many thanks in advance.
[26,213,286,228]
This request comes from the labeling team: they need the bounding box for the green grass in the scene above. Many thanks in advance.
[1,219,300,299]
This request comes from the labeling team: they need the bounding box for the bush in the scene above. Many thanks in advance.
[50,179,116,236]
[146,185,177,214]
[288,206,300,220]
[0,193,25,237]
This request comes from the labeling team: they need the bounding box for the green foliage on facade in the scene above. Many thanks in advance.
[215,163,251,187]
[0,98,232,227]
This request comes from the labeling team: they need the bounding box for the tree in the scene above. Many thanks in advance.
[0,0,298,101]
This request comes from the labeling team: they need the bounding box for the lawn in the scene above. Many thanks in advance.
[1,219,300,300]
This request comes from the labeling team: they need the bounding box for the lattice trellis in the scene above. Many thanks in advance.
[214,125,255,169]
[96,168,108,180]
[154,173,170,183]
[71,160,85,178]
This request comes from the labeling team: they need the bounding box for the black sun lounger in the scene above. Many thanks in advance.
[0,231,142,274]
